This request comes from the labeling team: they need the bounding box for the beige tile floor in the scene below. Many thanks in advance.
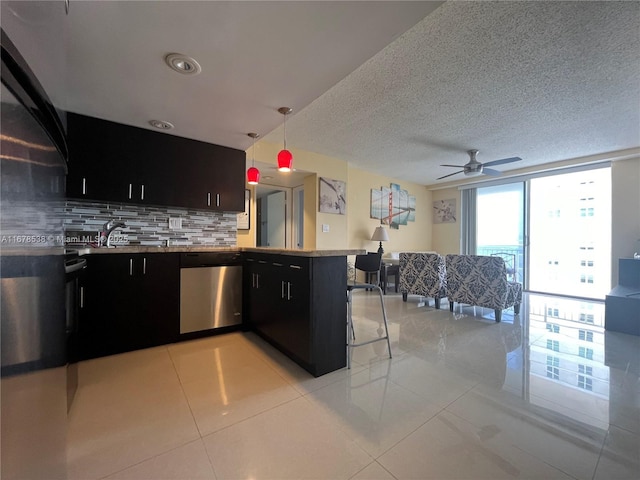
[67,292,640,479]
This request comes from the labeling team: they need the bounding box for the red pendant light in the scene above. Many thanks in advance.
[277,107,293,172]
[246,132,260,185]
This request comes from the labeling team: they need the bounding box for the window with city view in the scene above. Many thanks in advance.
[529,169,611,299]
[476,166,611,300]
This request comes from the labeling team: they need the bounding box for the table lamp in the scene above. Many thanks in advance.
[371,226,389,254]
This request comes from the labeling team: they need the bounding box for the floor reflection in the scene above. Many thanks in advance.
[66,291,639,480]
[525,294,609,430]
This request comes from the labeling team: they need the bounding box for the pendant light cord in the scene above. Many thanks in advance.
[283,113,287,150]
[252,136,256,167]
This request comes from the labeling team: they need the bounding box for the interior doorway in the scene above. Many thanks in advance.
[251,162,310,249]
[258,189,287,247]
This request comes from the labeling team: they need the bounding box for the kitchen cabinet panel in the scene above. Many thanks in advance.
[167,134,245,211]
[66,114,123,202]
[245,256,276,338]
[77,253,179,360]
[244,253,346,376]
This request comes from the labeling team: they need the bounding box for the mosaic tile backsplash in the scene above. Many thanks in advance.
[60,200,238,247]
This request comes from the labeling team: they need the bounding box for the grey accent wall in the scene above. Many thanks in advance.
[60,200,237,247]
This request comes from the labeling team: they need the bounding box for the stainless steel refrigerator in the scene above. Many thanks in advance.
[1,17,69,480]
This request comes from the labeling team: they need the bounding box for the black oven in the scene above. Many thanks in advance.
[65,251,86,411]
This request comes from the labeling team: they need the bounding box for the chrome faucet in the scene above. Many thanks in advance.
[100,220,126,247]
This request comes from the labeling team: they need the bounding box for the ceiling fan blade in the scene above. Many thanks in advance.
[482,168,502,176]
[440,164,466,168]
[437,170,464,180]
[483,156,522,168]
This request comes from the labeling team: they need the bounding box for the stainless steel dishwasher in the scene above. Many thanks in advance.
[180,252,243,334]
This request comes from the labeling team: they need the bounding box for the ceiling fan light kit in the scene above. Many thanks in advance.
[277,107,293,172]
[437,149,522,180]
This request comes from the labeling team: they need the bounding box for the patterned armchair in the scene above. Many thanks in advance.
[445,254,522,322]
[399,252,447,309]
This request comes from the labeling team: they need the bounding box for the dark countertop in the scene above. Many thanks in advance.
[74,246,364,257]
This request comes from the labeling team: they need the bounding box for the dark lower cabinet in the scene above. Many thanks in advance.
[78,250,347,373]
[245,253,347,376]
[78,253,179,360]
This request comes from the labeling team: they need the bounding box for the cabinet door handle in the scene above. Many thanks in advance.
[82,177,87,195]
[140,184,145,200]
[216,193,220,206]
[289,265,302,270]
[129,258,133,276]
[252,273,255,288]
[207,193,211,206]
[143,257,146,275]
[281,281,285,299]
[256,274,259,289]
[273,262,283,267]
[287,282,291,300]
[80,286,84,308]
[128,183,133,200]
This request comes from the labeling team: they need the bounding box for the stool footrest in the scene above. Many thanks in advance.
[349,337,390,348]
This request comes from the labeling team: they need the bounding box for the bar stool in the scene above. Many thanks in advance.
[346,252,392,368]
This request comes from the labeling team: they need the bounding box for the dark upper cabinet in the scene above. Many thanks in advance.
[66,112,245,211]
[162,132,246,211]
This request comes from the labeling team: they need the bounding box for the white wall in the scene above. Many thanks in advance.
[611,156,640,284]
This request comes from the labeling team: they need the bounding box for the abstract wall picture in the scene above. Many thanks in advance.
[370,184,416,230]
[433,198,457,223]
[319,177,346,214]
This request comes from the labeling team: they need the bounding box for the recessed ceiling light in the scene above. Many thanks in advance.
[149,120,174,130]
[164,53,202,75]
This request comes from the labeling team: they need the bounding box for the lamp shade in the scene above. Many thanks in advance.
[247,166,260,185]
[277,149,293,172]
[277,107,293,172]
[371,226,389,242]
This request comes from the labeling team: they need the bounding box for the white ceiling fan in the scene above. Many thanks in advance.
[437,149,522,180]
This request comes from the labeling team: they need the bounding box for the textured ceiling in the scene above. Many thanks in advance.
[58,0,441,166]
[2,1,638,187]
[266,0,640,186]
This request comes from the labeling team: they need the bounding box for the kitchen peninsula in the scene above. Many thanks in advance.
[76,247,363,377]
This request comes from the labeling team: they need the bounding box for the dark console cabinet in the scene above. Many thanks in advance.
[605,258,640,336]
[245,253,347,376]
[66,113,245,211]
[77,253,180,360]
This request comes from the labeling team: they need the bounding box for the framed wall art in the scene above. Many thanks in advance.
[433,198,456,223]
[319,177,346,214]
[370,184,416,230]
